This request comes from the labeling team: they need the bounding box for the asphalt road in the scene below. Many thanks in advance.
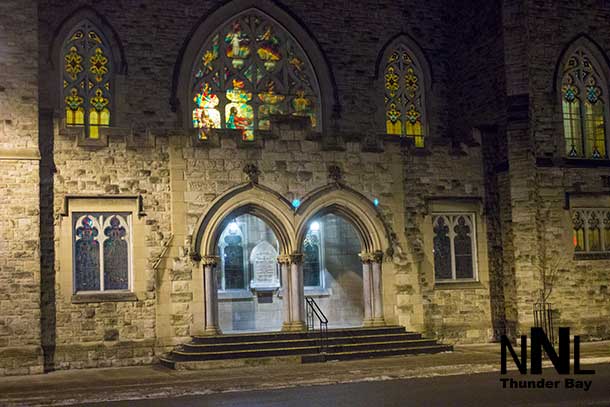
[87,363,610,407]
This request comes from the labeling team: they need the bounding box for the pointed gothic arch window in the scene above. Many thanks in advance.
[560,47,609,159]
[190,10,321,141]
[383,44,427,147]
[62,20,113,139]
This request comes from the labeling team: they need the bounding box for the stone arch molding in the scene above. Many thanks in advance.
[192,182,390,259]
[552,34,610,96]
[295,184,389,254]
[375,33,432,88]
[172,0,338,133]
[193,183,296,258]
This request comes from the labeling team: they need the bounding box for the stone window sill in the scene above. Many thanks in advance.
[536,157,610,168]
[304,287,331,297]
[71,292,138,304]
[218,290,254,300]
[434,280,484,290]
[573,252,610,261]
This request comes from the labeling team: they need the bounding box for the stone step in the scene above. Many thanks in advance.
[170,338,441,361]
[301,344,453,363]
[171,344,320,361]
[180,332,423,352]
[160,326,451,368]
[324,338,440,353]
[190,326,409,344]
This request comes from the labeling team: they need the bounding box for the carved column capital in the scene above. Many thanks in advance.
[372,250,384,263]
[277,254,292,265]
[359,252,375,263]
[201,255,220,266]
[289,253,304,264]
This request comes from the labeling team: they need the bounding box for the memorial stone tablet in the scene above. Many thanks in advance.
[250,240,280,289]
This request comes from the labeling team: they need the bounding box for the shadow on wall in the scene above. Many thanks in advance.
[39,110,56,372]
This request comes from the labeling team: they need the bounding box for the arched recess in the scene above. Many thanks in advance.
[553,34,610,159]
[172,0,338,135]
[374,33,432,144]
[48,6,127,123]
[294,184,390,255]
[192,183,296,258]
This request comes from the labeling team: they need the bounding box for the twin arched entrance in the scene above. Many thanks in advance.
[193,183,388,334]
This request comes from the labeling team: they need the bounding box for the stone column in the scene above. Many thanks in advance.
[278,254,292,331]
[360,252,375,327]
[202,255,220,335]
[371,251,386,326]
[288,253,306,331]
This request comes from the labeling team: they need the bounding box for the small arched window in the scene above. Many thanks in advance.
[190,10,321,141]
[560,47,608,159]
[62,20,113,139]
[383,44,426,147]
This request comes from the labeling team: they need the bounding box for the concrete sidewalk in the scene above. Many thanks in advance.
[1,341,608,406]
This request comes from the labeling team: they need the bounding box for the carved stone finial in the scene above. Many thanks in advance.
[328,164,342,183]
[243,163,260,184]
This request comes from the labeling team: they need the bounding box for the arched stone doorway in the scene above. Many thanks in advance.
[192,184,297,334]
[295,185,390,327]
[192,182,390,335]
[301,213,364,328]
[215,213,283,332]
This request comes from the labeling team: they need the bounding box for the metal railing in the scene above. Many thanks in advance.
[305,296,328,352]
[533,301,555,344]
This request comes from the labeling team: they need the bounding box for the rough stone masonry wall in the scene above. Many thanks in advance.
[179,125,406,334]
[497,0,540,337]
[522,0,610,338]
[0,160,43,375]
[30,0,505,373]
[401,143,493,344]
[448,0,509,340]
[48,131,171,369]
[536,166,610,339]
[0,0,44,375]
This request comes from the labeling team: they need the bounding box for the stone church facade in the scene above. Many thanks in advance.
[1,0,609,376]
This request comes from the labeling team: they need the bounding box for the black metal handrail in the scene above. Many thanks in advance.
[533,301,556,344]
[305,296,328,352]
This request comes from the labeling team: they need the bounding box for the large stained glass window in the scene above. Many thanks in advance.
[384,45,425,147]
[73,213,131,292]
[63,21,112,139]
[561,48,607,159]
[191,11,320,141]
[571,208,610,253]
[432,214,477,281]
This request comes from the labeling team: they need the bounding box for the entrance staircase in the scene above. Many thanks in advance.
[159,325,452,369]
